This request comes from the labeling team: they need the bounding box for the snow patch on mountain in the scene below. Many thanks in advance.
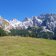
[10,19,22,28]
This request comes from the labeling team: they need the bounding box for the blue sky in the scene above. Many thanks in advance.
[0,0,56,21]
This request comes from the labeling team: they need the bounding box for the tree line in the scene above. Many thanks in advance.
[0,26,56,40]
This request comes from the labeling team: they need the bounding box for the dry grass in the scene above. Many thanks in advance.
[0,36,56,56]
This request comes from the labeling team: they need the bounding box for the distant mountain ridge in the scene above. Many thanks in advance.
[0,14,56,32]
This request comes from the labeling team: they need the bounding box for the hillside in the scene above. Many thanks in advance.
[0,36,56,56]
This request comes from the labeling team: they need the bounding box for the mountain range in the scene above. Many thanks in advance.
[0,14,56,32]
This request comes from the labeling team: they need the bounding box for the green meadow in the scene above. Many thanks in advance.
[0,36,56,56]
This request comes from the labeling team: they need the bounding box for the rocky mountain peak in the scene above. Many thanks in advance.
[0,14,56,32]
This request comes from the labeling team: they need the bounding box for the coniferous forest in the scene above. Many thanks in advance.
[0,26,56,40]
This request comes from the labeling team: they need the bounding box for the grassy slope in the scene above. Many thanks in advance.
[0,36,56,56]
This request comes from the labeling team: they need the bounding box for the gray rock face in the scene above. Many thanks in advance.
[40,14,56,31]
[32,16,42,26]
